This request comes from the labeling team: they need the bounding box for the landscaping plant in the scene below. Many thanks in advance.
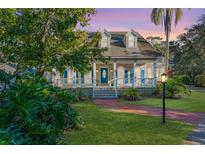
[194,74,205,87]
[123,87,141,101]
[0,73,82,144]
[154,75,191,98]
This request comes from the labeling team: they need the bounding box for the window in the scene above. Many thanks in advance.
[128,35,135,47]
[101,35,108,47]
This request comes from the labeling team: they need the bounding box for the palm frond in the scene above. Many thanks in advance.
[175,8,183,26]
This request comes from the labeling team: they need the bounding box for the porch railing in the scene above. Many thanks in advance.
[53,76,156,88]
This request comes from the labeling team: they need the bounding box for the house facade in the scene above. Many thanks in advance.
[51,29,165,98]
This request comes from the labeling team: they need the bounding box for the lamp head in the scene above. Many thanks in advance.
[161,73,167,83]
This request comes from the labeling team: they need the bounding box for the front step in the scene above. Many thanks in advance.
[93,87,117,99]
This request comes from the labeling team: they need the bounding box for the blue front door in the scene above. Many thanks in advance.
[101,68,108,84]
[141,69,145,85]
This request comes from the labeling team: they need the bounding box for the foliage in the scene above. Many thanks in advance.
[146,36,165,55]
[123,87,141,101]
[173,15,205,82]
[71,88,89,102]
[154,75,191,98]
[150,8,184,70]
[0,73,83,144]
[0,9,107,76]
[0,69,13,91]
[176,74,192,85]
[194,74,205,87]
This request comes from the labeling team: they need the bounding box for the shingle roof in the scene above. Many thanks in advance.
[103,31,161,58]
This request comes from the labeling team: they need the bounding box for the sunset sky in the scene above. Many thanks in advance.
[81,8,205,40]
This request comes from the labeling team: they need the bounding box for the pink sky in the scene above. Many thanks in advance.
[81,8,205,40]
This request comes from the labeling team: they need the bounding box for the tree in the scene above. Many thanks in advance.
[146,36,165,55]
[0,9,106,76]
[173,14,205,82]
[150,8,183,71]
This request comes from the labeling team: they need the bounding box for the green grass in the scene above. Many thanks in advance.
[64,101,193,145]
[121,91,205,113]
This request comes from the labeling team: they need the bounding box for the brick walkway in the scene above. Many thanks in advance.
[95,99,205,125]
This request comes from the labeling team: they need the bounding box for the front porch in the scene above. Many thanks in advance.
[52,59,162,89]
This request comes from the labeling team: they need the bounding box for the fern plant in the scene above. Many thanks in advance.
[0,72,82,144]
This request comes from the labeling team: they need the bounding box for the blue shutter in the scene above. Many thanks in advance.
[124,70,128,84]
[76,72,78,84]
[141,69,145,86]
[81,72,85,84]
[63,70,68,78]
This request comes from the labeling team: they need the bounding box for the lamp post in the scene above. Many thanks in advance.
[161,73,167,124]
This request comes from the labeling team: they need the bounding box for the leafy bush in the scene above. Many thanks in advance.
[194,74,205,87]
[154,75,191,98]
[179,75,192,85]
[0,69,13,91]
[72,89,88,102]
[0,73,82,144]
[123,87,141,101]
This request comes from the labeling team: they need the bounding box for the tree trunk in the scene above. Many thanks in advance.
[165,33,170,72]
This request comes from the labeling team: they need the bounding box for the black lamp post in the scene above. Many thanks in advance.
[161,73,167,124]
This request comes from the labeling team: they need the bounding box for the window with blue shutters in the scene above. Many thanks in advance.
[124,70,129,84]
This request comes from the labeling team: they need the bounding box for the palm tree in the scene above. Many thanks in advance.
[150,8,183,71]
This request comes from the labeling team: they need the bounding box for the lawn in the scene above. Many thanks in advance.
[121,91,205,113]
[64,101,193,145]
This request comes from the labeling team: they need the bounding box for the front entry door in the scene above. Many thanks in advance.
[100,67,108,84]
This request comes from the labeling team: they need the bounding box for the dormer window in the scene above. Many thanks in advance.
[125,30,138,48]
[128,35,135,48]
[101,34,108,47]
[100,29,111,48]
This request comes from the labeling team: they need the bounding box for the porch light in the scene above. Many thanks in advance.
[160,73,167,124]
[161,73,167,83]
[96,69,98,73]
[110,69,113,72]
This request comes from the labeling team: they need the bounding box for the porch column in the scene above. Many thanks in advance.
[93,63,96,87]
[153,60,157,87]
[133,62,136,87]
[113,62,117,87]
[72,69,77,88]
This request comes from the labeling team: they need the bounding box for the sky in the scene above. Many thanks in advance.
[81,8,205,40]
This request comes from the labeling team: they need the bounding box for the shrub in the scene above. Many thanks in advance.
[154,75,191,98]
[123,87,141,101]
[194,74,205,87]
[72,89,88,102]
[178,75,192,85]
[0,73,82,144]
[0,69,13,91]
